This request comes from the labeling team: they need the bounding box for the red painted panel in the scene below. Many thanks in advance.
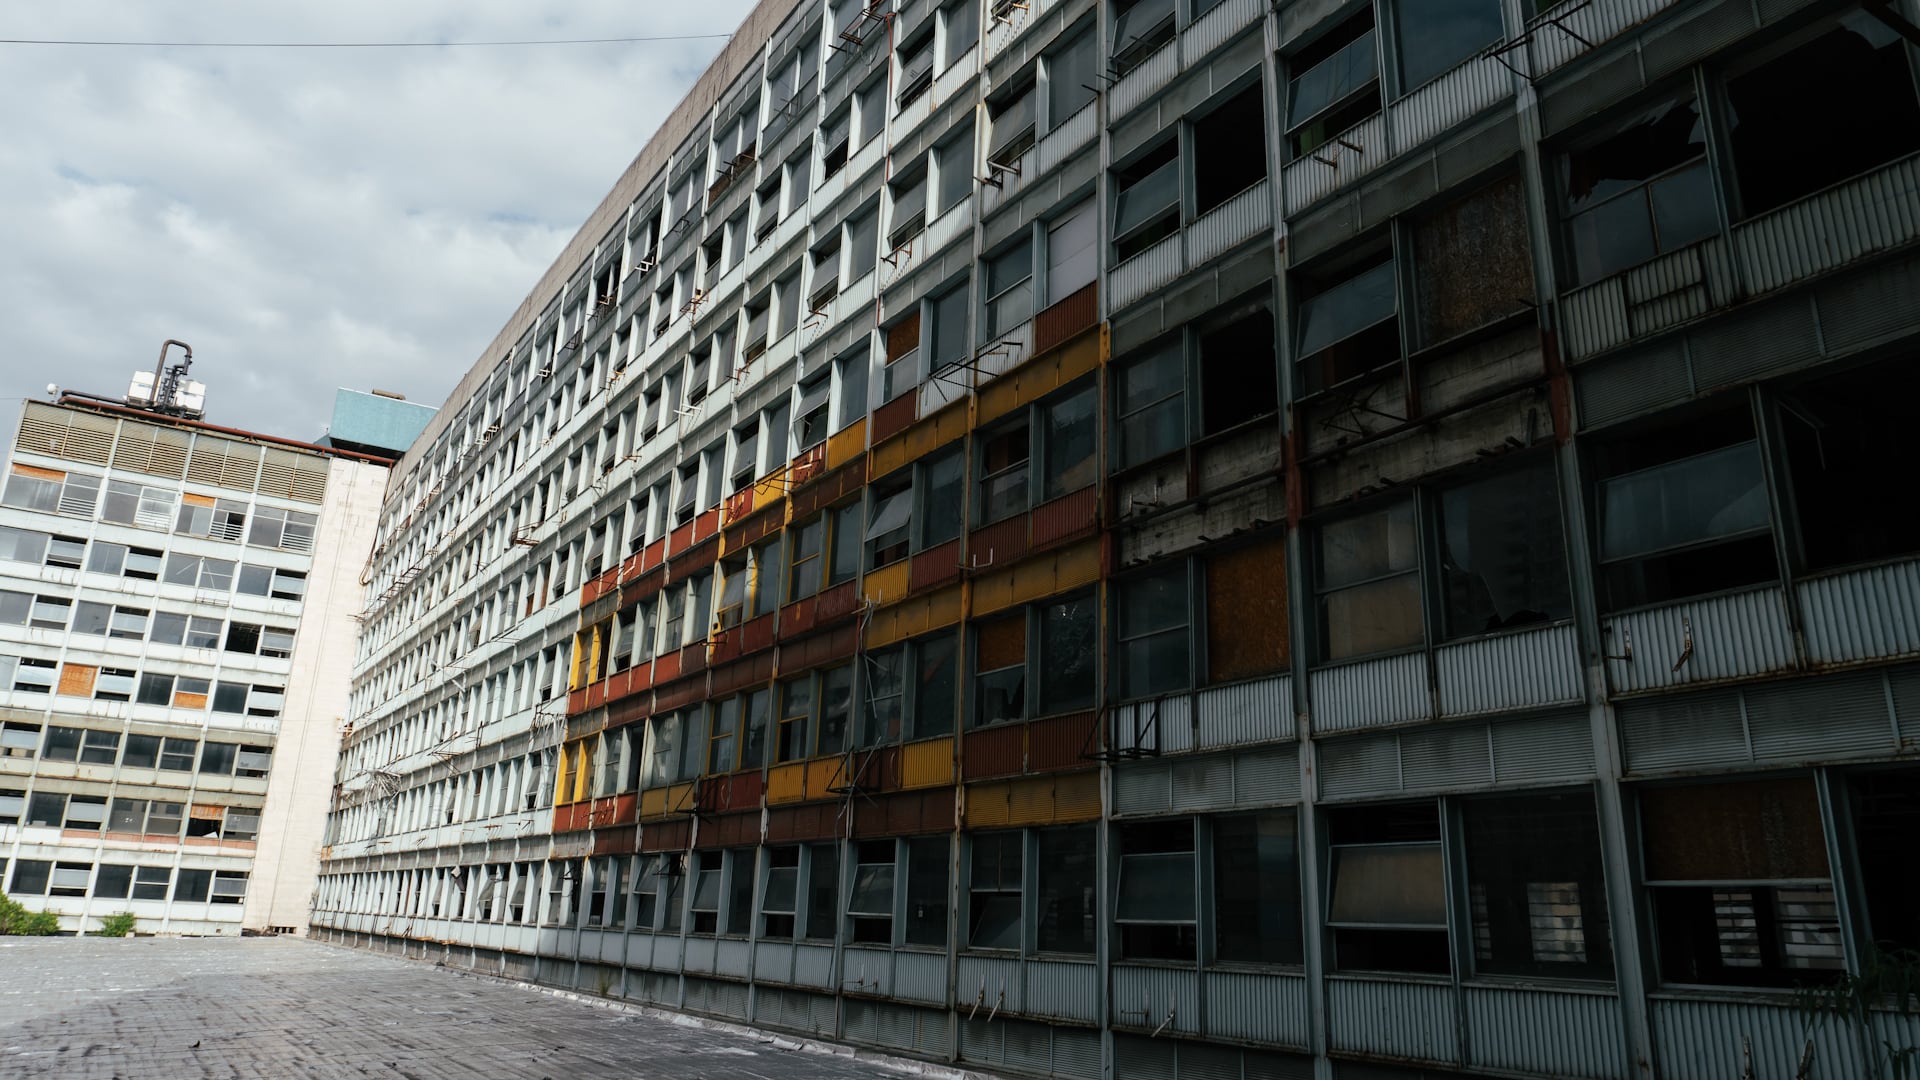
[608,692,652,728]
[963,725,1026,781]
[908,539,962,593]
[814,580,860,625]
[619,567,667,609]
[789,444,828,491]
[869,393,917,444]
[728,771,764,809]
[593,824,638,855]
[767,804,838,843]
[666,521,696,558]
[1033,283,1098,355]
[640,818,691,853]
[792,462,861,518]
[692,507,722,546]
[1028,711,1097,772]
[1031,486,1099,550]
[652,649,683,685]
[654,673,705,713]
[778,597,819,642]
[968,516,1029,571]
[723,487,755,527]
[566,688,589,716]
[672,538,719,577]
[639,538,667,575]
[739,612,776,655]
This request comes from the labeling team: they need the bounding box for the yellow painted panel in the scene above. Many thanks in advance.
[901,737,955,789]
[863,560,910,607]
[573,745,595,803]
[871,400,967,478]
[803,756,846,802]
[867,583,963,648]
[976,331,1103,428]
[1052,771,1103,822]
[963,782,1012,828]
[767,761,807,804]
[667,782,695,815]
[973,540,1100,617]
[970,564,1019,617]
[825,417,867,472]
[639,786,669,818]
[556,746,575,806]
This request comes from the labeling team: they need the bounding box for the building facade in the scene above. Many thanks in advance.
[1,397,389,935]
[312,0,1920,1077]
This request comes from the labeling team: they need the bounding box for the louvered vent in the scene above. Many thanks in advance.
[17,403,116,465]
[109,422,190,478]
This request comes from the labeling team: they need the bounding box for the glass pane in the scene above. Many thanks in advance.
[1438,462,1572,637]
[1328,844,1446,927]
[1297,260,1398,358]
[1039,595,1097,714]
[1463,792,1614,979]
[1600,441,1769,562]
[1563,97,1707,212]
[1045,30,1097,125]
[1214,812,1303,965]
[849,862,896,916]
[1043,386,1097,498]
[1112,157,1181,238]
[1393,0,1503,91]
[1322,573,1423,659]
[1319,502,1417,588]
[1046,202,1098,305]
[1116,851,1195,922]
[1287,28,1378,129]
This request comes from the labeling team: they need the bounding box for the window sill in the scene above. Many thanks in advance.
[1310,642,1426,672]
[1437,617,1575,650]
[1462,974,1620,995]
[1598,577,1782,620]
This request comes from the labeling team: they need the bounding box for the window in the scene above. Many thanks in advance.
[0,525,50,564]
[79,729,121,763]
[690,853,723,934]
[795,374,830,451]
[1643,776,1842,987]
[1192,84,1268,215]
[1284,12,1379,158]
[913,633,958,738]
[930,283,971,377]
[1593,408,1776,610]
[1436,460,1572,639]
[3,465,100,515]
[846,210,879,286]
[1328,802,1450,974]
[848,839,898,943]
[778,676,813,762]
[175,496,248,541]
[160,737,198,770]
[1116,340,1184,468]
[1295,253,1398,395]
[789,516,825,602]
[212,681,249,714]
[905,836,950,947]
[1462,791,1614,980]
[1117,566,1190,698]
[26,792,65,826]
[1044,27,1097,127]
[820,108,852,180]
[1042,384,1097,499]
[1111,0,1175,75]
[226,622,262,654]
[708,698,741,774]
[1116,820,1197,961]
[763,847,800,939]
[163,552,236,591]
[1849,768,1920,955]
[985,239,1033,339]
[64,797,107,831]
[1037,592,1096,714]
[828,502,861,585]
[969,832,1023,950]
[1724,10,1920,219]
[740,688,771,770]
[867,478,912,568]
[940,0,979,67]
[30,595,70,630]
[0,787,21,824]
[889,170,929,249]
[1214,812,1303,965]
[109,606,148,640]
[9,860,52,894]
[1559,94,1717,285]
[1,722,38,759]
[259,627,295,659]
[125,546,163,580]
[973,615,1026,727]
[1111,140,1181,260]
[42,726,82,762]
[1045,201,1097,307]
[919,450,964,549]
[861,646,906,747]
[979,420,1031,525]
[200,741,239,775]
[936,125,975,216]
[1318,502,1422,660]
[750,536,784,619]
[897,32,935,106]
[1781,357,1920,573]
[248,507,318,552]
[819,666,854,755]
[13,657,56,693]
[0,590,27,628]
[806,842,841,940]
[1392,0,1504,92]
[45,535,84,569]
[1411,173,1535,349]
[988,80,1037,167]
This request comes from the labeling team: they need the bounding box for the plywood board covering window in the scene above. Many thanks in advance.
[1207,535,1289,682]
[57,663,97,697]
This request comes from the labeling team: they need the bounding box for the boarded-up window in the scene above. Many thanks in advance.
[1641,776,1828,882]
[886,312,922,361]
[1412,173,1534,347]
[974,615,1026,672]
[57,663,97,698]
[1206,534,1289,682]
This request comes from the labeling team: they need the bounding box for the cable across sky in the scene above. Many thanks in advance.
[0,33,733,48]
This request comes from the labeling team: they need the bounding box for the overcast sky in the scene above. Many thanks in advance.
[0,1,756,453]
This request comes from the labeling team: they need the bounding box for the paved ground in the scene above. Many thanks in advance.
[0,937,978,1079]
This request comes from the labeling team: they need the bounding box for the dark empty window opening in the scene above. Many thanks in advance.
[1593,405,1778,610]
[1849,767,1920,956]
[1560,95,1718,285]
[1436,458,1573,639]
[1198,306,1277,434]
[1780,357,1920,572]
[1193,85,1268,215]
[1285,12,1380,159]
[1112,139,1182,261]
[1724,10,1920,219]
[1462,791,1614,980]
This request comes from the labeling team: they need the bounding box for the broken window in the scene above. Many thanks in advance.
[1391,0,1504,92]
[1327,802,1451,975]
[1036,822,1098,949]
[905,836,950,947]
[1284,12,1379,159]
[969,831,1023,950]
[973,614,1027,727]
[1037,592,1097,715]
[1193,84,1268,215]
[1643,776,1843,987]
[849,839,898,943]
[1436,458,1572,639]
[1849,767,1920,955]
[806,842,841,941]
[914,633,959,738]
[1206,533,1290,683]
[1724,10,1920,218]
[1295,252,1399,395]
[1112,139,1181,260]
[861,645,906,747]
[1781,357,1920,572]
[778,676,813,762]
[1118,564,1191,698]
[1593,406,1777,610]
[819,666,854,756]
[1199,306,1278,434]
[1214,811,1303,965]
[1412,173,1536,347]
[1111,0,1176,75]
[1116,819,1198,962]
[1559,94,1718,285]
[1318,501,1423,660]
[1462,791,1613,980]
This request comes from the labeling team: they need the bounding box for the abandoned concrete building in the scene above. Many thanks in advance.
[0,395,391,935]
[310,0,1920,1076]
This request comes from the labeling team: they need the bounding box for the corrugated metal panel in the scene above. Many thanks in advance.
[1310,652,1428,733]
[1527,0,1681,75]
[1156,695,1196,754]
[1399,724,1493,792]
[1797,559,1920,666]
[1744,669,1894,763]
[793,943,836,989]
[1463,985,1624,1080]
[1387,49,1512,154]
[1182,0,1260,63]
[1035,102,1098,178]
[1560,276,1632,360]
[1196,676,1292,750]
[1050,1025,1104,1080]
[843,946,894,997]
[1110,40,1178,118]
[682,934,716,974]
[1435,623,1583,718]
[1282,112,1386,213]
[1324,977,1458,1064]
[1490,710,1596,786]
[1233,744,1301,806]
[1574,337,1693,427]
[1113,965,1202,1038]
[1204,970,1310,1046]
[1186,179,1272,265]
[1650,997,1875,1079]
[957,955,1025,1016]
[1603,588,1796,694]
[1735,152,1920,295]
[1317,734,1401,801]
[753,940,794,984]
[1027,959,1101,1024]
[893,949,949,1005]
[714,938,752,979]
[1171,755,1235,812]
[1617,687,1746,775]
[1893,666,1920,747]
[1110,232,1184,311]
[1114,762,1173,816]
